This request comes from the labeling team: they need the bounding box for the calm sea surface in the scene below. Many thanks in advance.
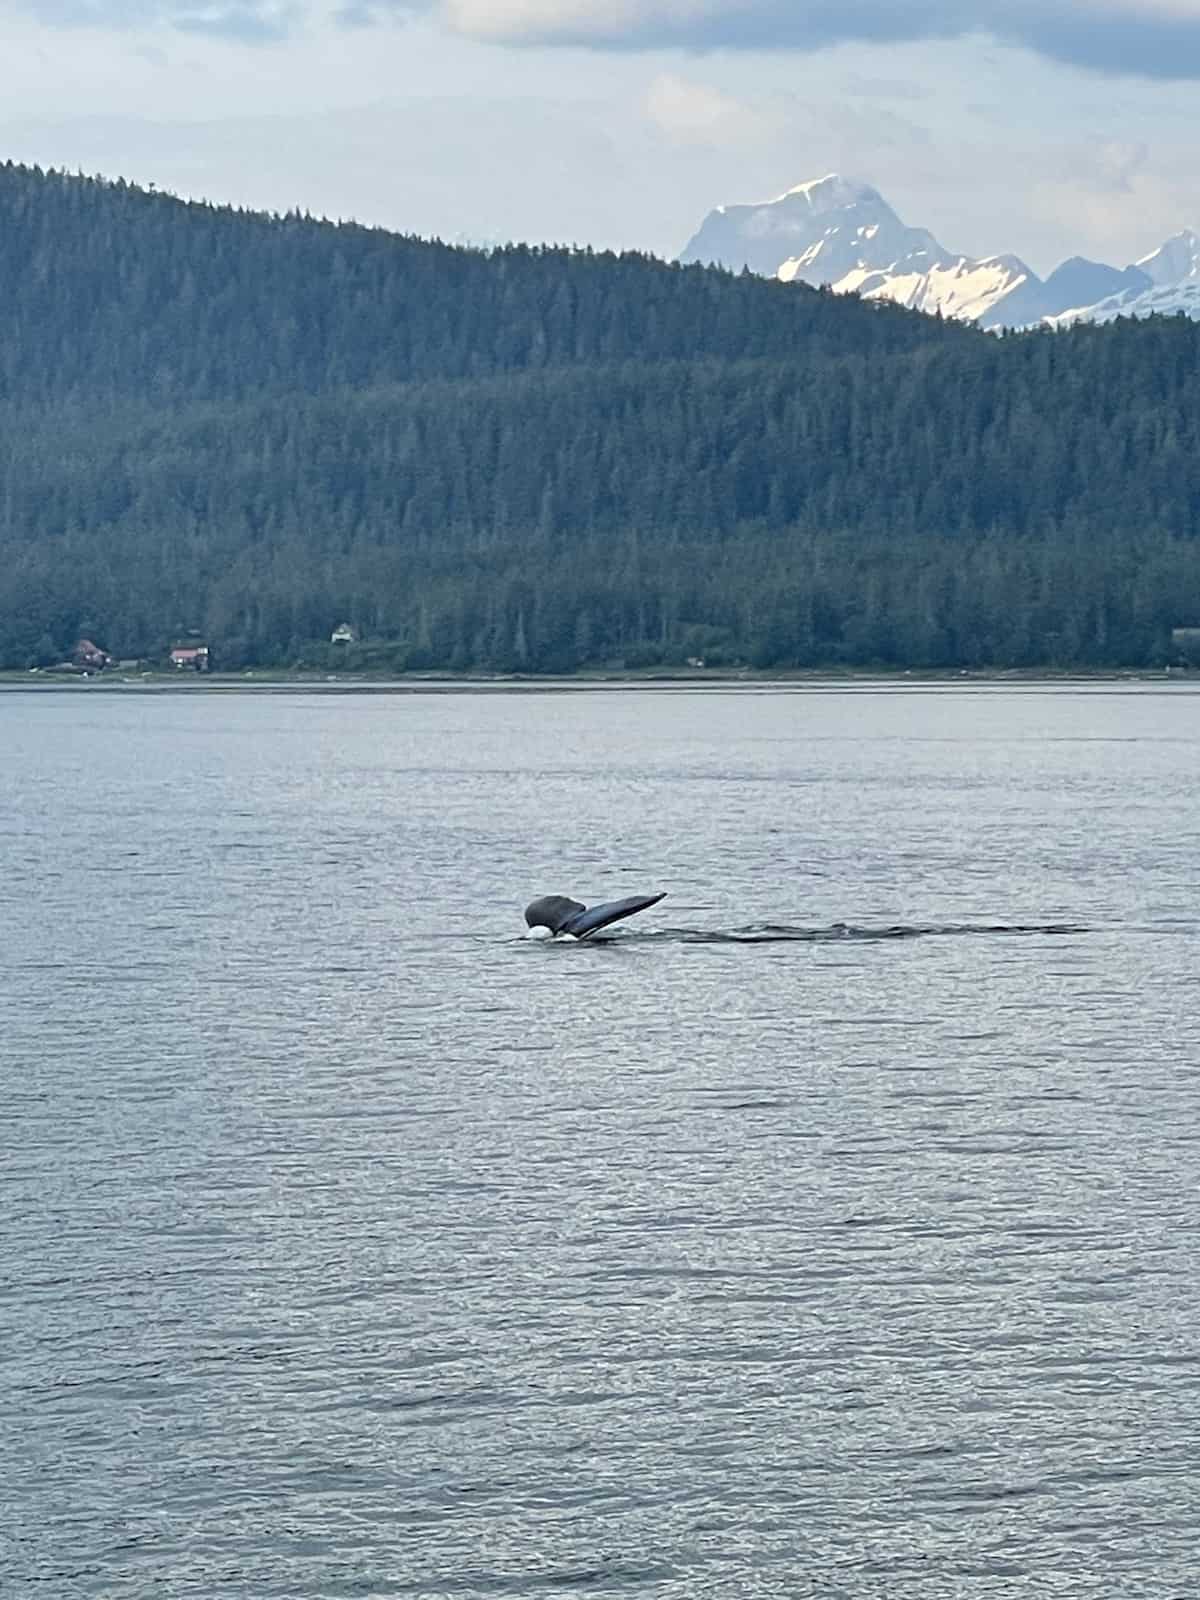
[2,684,1199,1599]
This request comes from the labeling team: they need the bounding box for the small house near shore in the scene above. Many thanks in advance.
[169,642,211,671]
[330,623,357,645]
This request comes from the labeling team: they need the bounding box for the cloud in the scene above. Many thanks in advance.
[439,0,954,52]
[10,0,1200,77]
[176,4,298,39]
[840,75,934,103]
[1027,138,1195,260]
[644,73,771,146]
[434,0,1200,81]
[9,0,302,39]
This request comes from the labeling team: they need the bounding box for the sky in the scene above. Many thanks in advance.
[2,1,1199,275]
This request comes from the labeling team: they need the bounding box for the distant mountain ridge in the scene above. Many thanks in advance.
[1047,229,1200,326]
[679,175,1198,329]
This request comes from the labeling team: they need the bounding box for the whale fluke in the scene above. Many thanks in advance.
[524,891,666,939]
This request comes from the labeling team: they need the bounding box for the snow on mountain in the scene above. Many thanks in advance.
[1049,278,1200,328]
[831,252,1045,330]
[678,175,1200,330]
[679,173,1047,325]
[1047,228,1200,328]
[1134,229,1200,287]
[679,174,943,284]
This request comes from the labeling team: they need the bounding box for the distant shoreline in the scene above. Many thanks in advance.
[1,667,1195,694]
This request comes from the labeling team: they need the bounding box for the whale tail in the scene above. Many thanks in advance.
[524,891,666,939]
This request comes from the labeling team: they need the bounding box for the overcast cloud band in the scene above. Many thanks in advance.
[12,0,1200,79]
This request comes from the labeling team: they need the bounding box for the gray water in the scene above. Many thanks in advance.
[2,684,1199,1599]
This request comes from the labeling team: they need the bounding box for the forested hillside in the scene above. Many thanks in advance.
[2,162,1198,671]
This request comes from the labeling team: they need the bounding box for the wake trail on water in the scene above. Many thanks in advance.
[522,921,1089,946]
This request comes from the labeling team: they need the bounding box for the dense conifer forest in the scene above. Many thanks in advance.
[1,161,1197,671]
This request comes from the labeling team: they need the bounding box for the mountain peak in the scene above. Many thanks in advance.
[772,173,882,211]
[679,173,929,283]
[1134,228,1200,286]
[680,176,1200,330]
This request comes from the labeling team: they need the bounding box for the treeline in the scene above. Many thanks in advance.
[0,160,944,410]
[0,163,1198,672]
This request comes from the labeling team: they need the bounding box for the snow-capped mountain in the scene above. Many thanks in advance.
[678,176,1199,330]
[1048,229,1200,327]
[1040,257,1151,314]
[820,249,1048,329]
[683,174,941,283]
[678,174,1047,326]
[1137,228,1200,286]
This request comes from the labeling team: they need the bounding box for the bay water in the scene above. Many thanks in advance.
[2,683,1198,1598]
